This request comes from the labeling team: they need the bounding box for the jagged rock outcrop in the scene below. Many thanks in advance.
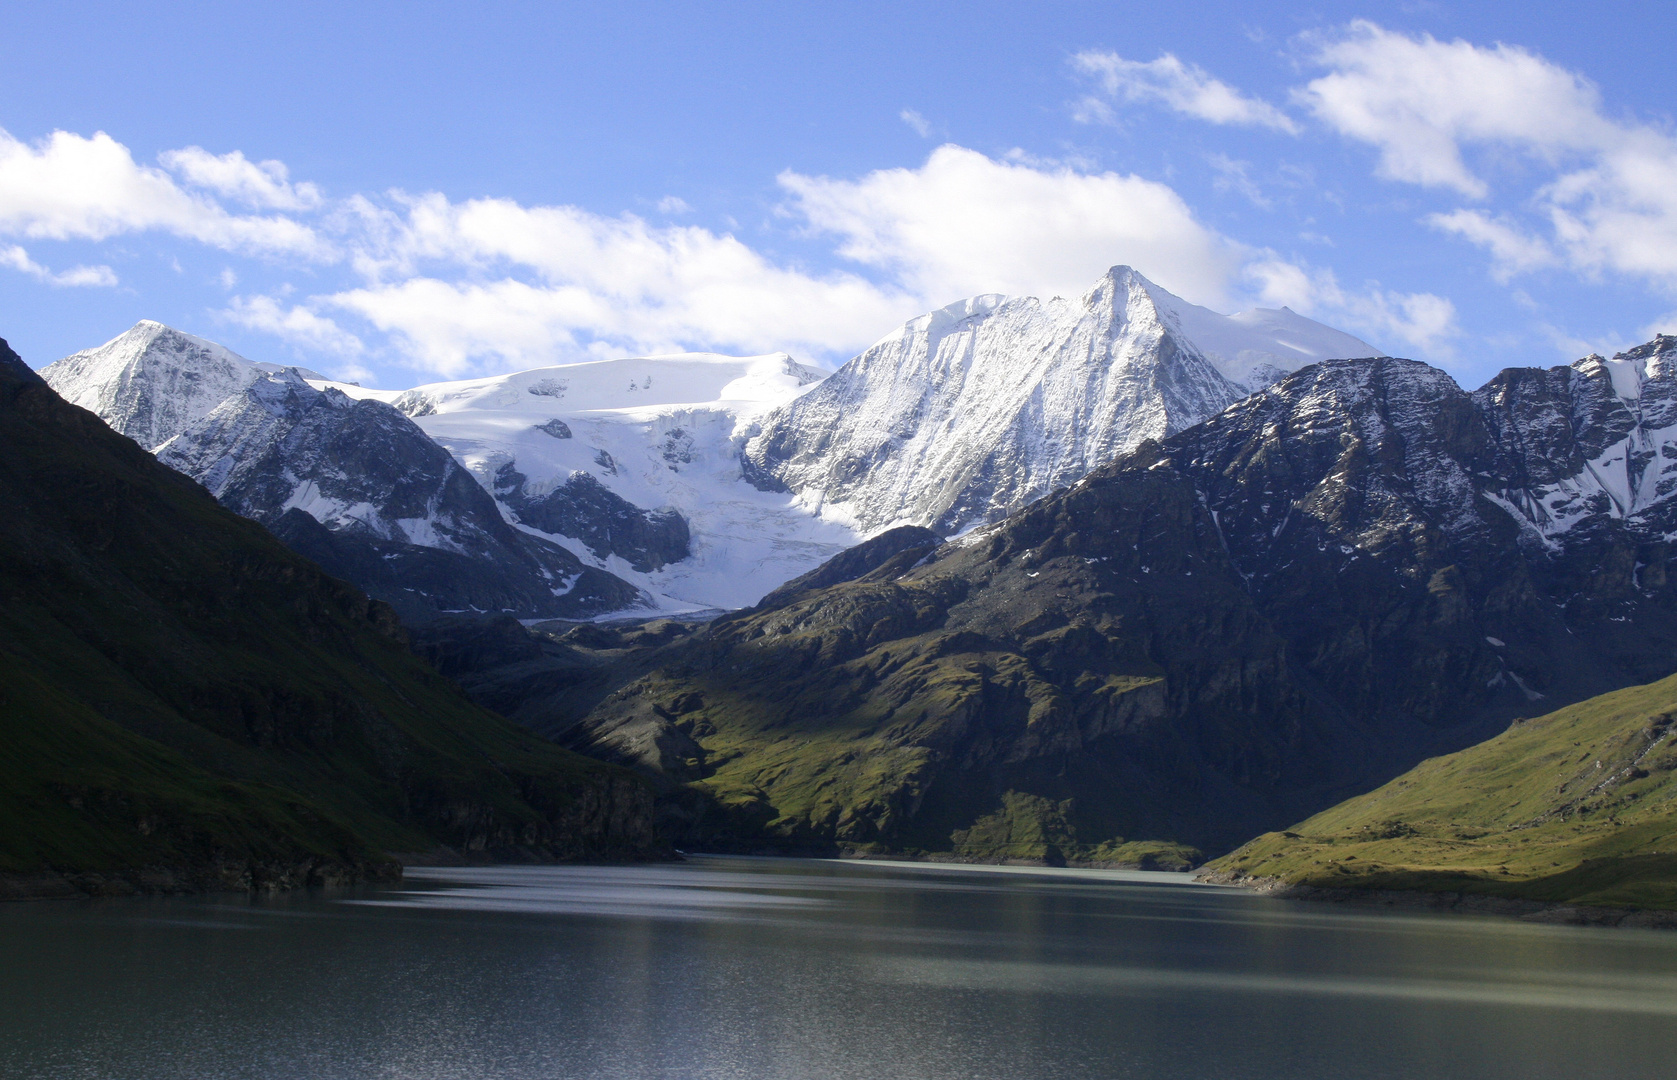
[743,266,1378,534]
[493,464,691,572]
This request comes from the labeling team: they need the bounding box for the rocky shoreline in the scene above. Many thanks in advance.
[1197,870,1677,929]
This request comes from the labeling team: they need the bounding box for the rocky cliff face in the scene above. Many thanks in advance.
[536,347,1677,861]
[155,370,641,619]
[493,465,691,573]
[743,266,1378,535]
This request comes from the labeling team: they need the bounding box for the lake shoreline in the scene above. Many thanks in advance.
[1198,870,1677,928]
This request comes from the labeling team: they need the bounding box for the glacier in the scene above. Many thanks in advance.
[317,351,865,613]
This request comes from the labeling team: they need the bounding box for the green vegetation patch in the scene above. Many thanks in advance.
[1206,670,1677,908]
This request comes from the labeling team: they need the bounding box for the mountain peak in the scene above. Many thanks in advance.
[745,265,1379,536]
[41,321,265,451]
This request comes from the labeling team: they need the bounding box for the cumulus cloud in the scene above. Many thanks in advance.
[0,128,328,257]
[1299,22,1606,198]
[160,146,323,211]
[1302,22,1677,291]
[778,144,1243,308]
[1247,257,1458,354]
[281,144,1254,376]
[319,193,916,376]
[1072,50,1299,133]
[900,109,932,137]
[222,294,365,358]
[0,243,117,287]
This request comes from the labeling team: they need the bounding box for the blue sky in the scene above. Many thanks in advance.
[3,1,1676,389]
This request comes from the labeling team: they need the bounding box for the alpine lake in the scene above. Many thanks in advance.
[4,856,1677,1079]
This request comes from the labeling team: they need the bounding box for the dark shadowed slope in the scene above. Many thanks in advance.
[0,339,663,898]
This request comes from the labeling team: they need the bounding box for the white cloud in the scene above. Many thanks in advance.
[900,109,932,137]
[1299,22,1606,198]
[49,263,120,287]
[1641,313,1677,342]
[1246,257,1458,355]
[321,193,916,376]
[1425,210,1555,280]
[1072,50,1299,133]
[777,143,1242,308]
[0,128,328,257]
[222,294,366,358]
[0,243,117,287]
[159,146,323,211]
[655,195,691,214]
[1301,22,1677,293]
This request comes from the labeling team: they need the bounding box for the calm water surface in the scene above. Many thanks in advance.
[4,856,1677,1079]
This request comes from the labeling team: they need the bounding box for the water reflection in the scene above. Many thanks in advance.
[2,856,1676,1079]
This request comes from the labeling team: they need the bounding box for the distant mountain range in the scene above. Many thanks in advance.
[41,268,1376,618]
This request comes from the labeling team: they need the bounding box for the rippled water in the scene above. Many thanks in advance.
[4,857,1677,1079]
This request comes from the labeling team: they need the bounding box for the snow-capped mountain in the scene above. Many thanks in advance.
[743,266,1379,534]
[42,321,325,451]
[321,352,863,612]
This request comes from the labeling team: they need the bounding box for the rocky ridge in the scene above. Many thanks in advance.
[43,320,323,451]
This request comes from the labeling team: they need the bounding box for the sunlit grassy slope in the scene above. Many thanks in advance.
[1207,670,1677,908]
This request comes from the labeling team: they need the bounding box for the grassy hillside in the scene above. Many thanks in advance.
[1204,671,1677,909]
[0,340,662,895]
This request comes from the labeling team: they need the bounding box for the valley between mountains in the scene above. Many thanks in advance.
[14,263,1677,912]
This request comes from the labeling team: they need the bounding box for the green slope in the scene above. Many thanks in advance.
[1204,671,1677,909]
[0,341,662,895]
